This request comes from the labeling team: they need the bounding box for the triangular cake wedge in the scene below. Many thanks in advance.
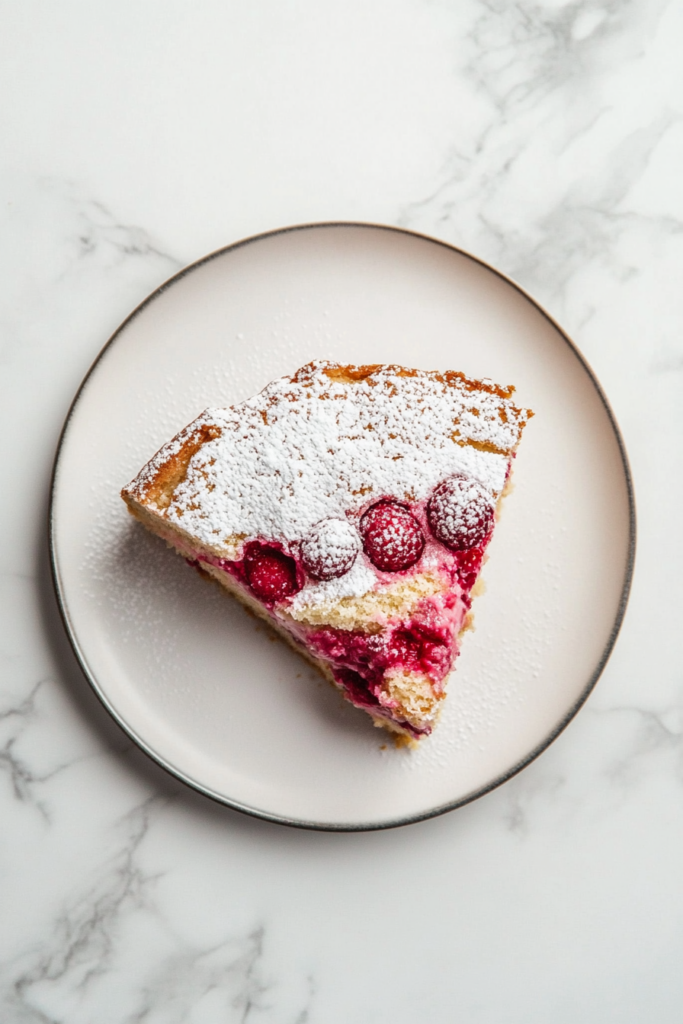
[122,361,532,743]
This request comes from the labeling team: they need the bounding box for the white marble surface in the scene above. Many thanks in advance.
[1,1,682,1020]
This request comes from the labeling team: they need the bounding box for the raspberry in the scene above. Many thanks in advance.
[360,501,424,572]
[243,541,302,602]
[451,547,483,591]
[301,517,360,581]
[427,474,494,551]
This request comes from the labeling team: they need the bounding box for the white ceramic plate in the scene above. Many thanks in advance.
[50,223,634,830]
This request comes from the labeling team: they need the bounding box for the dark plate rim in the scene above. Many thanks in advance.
[48,220,637,832]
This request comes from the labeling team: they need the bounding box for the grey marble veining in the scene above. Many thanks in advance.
[1,1,682,1020]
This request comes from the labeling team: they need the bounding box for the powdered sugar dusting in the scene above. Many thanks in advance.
[301,517,361,580]
[428,475,495,551]
[128,361,530,608]
[287,558,378,611]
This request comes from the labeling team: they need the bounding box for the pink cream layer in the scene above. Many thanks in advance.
[149,503,491,739]
[192,538,486,739]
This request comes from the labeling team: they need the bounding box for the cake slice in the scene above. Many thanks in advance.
[122,361,532,743]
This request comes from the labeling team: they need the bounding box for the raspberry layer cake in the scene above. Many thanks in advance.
[122,361,532,743]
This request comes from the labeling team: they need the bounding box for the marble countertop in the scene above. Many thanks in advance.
[2,2,682,1021]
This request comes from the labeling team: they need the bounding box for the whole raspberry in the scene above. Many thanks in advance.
[427,474,494,551]
[301,517,360,581]
[360,501,424,572]
[243,541,302,602]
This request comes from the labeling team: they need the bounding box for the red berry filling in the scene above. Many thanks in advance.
[427,474,494,552]
[308,610,456,739]
[242,541,302,602]
[360,501,425,572]
[307,601,454,693]
[331,669,429,739]
[450,545,486,593]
